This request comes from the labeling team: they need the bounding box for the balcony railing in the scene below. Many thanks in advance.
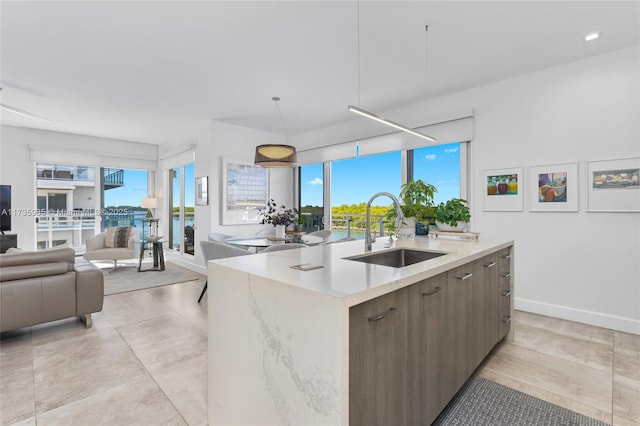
[103,169,125,190]
[300,212,389,239]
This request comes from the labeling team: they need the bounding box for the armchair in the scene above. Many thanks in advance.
[83,227,139,272]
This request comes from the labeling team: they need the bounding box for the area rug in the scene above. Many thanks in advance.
[100,261,200,295]
[433,375,608,426]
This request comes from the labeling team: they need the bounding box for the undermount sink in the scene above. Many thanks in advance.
[344,248,447,268]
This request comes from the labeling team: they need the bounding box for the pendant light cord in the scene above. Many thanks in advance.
[357,0,361,108]
[273,96,288,143]
[425,25,429,104]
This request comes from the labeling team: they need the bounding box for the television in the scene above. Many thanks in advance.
[0,185,11,234]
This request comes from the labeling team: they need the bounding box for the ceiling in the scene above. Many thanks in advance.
[1,1,638,145]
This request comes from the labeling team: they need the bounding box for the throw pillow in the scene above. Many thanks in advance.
[104,227,118,248]
[104,227,131,248]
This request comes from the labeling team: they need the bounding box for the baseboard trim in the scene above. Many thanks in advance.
[515,298,640,335]
[164,253,207,276]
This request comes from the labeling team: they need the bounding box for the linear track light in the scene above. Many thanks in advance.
[347,105,436,142]
[0,103,52,123]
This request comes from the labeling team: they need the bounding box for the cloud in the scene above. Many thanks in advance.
[307,177,323,186]
[444,147,459,153]
[424,154,437,160]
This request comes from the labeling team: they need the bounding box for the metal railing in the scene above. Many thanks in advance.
[300,212,389,238]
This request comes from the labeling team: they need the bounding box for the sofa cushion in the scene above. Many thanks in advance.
[0,247,75,270]
[104,227,131,248]
[0,262,70,282]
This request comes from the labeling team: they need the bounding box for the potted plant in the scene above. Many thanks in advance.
[434,198,471,232]
[386,180,437,237]
[259,199,299,238]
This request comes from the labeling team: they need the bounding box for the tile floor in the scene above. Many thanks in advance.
[1,267,639,425]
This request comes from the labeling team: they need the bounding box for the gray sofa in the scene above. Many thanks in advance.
[0,247,104,332]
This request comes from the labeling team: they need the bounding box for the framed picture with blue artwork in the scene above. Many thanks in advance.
[528,162,578,212]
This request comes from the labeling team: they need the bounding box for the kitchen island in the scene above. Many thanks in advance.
[208,236,514,425]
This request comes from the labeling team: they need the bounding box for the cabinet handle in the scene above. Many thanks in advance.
[484,262,496,268]
[502,316,512,323]
[422,287,442,297]
[501,254,512,259]
[502,290,511,297]
[501,272,511,278]
[457,273,473,281]
[368,307,397,322]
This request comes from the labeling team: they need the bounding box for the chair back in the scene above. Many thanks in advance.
[263,243,307,253]
[208,233,232,242]
[200,240,253,262]
[321,236,356,245]
[307,230,333,241]
[255,227,276,237]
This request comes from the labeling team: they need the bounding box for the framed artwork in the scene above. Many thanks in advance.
[482,167,523,211]
[586,157,640,212]
[221,158,269,225]
[528,162,578,212]
[195,176,208,206]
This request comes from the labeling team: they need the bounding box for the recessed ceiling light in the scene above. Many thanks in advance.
[585,32,599,42]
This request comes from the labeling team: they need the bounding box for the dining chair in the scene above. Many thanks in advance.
[307,229,333,241]
[263,243,307,252]
[321,236,356,245]
[208,232,232,242]
[198,240,253,303]
[255,227,276,237]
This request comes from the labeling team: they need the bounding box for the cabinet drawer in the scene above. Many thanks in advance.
[499,270,512,292]
[498,247,512,275]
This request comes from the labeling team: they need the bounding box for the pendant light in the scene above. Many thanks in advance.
[255,97,297,168]
[347,5,435,143]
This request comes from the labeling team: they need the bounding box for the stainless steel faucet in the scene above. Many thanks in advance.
[365,192,403,252]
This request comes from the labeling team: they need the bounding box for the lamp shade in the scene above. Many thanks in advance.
[254,144,297,168]
[141,198,158,209]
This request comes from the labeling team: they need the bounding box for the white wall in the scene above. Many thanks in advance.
[158,120,294,273]
[292,45,640,334]
[466,46,639,334]
[0,126,158,249]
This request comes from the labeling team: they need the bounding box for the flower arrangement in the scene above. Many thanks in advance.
[260,199,299,226]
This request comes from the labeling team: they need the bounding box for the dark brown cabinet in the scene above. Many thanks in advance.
[349,245,513,426]
[349,287,409,426]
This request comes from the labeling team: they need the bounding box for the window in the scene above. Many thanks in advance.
[412,142,461,205]
[168,163,195,256]
[330,151,401,239]
[299,163,324,232]
[102,168,148,232]
[297,142,468,238]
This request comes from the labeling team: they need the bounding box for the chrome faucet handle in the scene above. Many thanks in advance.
[370,232,377,243]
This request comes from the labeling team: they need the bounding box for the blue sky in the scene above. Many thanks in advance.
[104,165,196,208]
[104,169,148,207]
[301,143,461,207]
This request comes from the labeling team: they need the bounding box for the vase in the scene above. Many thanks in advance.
[397,217,416,239]
[275,224,286,239]
[436,221,467,232]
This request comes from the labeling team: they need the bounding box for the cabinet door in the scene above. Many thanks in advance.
[408,273,452,425]
[447,263,475,388]
[478,253,499,357]
[349,287,408,426]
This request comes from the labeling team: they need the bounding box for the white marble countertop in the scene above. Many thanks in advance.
[212,235,513,307]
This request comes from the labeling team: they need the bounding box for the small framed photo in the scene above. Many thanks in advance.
[587,157,640,212]
[528,162,578,212]
[196,176,208,206]
[482,167,523,211]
